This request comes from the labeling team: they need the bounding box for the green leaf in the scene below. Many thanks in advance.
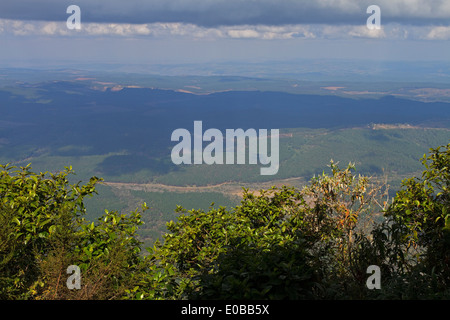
[48,225,57,234]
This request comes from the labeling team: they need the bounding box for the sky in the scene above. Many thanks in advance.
[0,0,449,70]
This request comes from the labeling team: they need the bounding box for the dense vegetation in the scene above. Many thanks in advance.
[0,143,449,300]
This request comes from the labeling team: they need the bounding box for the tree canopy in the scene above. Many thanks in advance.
[1,143,449,299]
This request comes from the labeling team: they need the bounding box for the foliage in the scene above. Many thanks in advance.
[0,164,147,299]
[144,144,449,299]
[144,162,388,299]
[1,143,449,300]
[377,143,450,298]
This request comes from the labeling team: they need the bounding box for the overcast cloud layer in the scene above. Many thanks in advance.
[0,0,450,27]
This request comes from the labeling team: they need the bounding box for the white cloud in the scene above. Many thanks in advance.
[224,25,316,40]
[425,26,450,40]
[41,21,69,36]
[83,23,152,36]
[0,18,448,42]
[0,19,313,39]
[1,20,70,36]
[347,25,386,39]
[12,21,38,36]
[227,29,260,39]
[315,24,387,39]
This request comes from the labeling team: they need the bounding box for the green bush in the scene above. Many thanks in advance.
[375,143,450,298]
[1,143,449,300]
[0,164,147,299]
[146,162,388,299]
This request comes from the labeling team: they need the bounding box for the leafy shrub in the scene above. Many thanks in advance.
[1,143,449,300]
[0,164,147,299]
[375,143,450,298]
[147,162,388,299]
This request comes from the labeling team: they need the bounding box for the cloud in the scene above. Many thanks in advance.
[225,25,316,40]
[0,0,449,27]
[0,19,376,40]
[83,23,152,36]
[347,25,386,39]
[227,29,260,39]
[0,19,70,36]
[425,26,450,40]
[1,18,447,42]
